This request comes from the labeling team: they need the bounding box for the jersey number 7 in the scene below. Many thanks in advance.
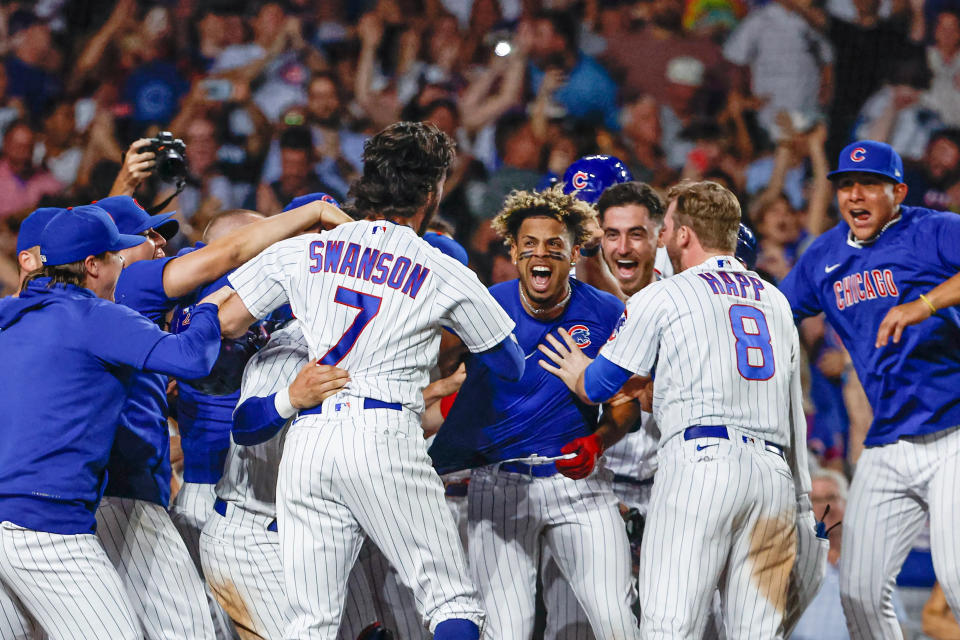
[319,286,383,366]
[729,304,775,380]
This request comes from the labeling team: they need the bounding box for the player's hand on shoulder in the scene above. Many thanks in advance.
[612,375,653,412]
[875,298,934,347]
[537,328,593,391]
[198,286,235,308]
[288,361,351,410]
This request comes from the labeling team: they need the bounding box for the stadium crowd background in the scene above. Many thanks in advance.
[0,0,957,636]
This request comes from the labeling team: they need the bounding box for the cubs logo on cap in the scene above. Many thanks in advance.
[568,324,591,348]
[562,155,634,204]
[828,140,904,183]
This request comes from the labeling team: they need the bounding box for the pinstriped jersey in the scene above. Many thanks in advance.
[601,255,800,447]
[216,322,308,518]
[229,220,515,415]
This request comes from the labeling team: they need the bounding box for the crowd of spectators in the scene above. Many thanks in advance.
[1,0,958,635]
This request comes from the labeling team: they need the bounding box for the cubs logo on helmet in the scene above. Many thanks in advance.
[571,171,590,191]
[562,155,634,205]
[568,324,591,348]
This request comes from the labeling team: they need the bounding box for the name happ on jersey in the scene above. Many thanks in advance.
[832,269,899,310]
[306,239,431,299]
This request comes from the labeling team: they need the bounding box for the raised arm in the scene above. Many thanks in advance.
[162,200,352,299]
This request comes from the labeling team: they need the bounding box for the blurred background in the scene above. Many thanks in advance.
[0,1,958,636]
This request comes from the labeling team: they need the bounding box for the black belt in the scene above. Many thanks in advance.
[683,425,785,458]
[214,497,277,532]
[444,480,469,497]
[300,397,403,417]
[612,474,654,487]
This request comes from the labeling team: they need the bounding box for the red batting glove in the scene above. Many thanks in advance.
[555,433,604,480]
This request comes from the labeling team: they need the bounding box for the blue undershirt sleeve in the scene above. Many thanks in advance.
[583,355,634,404]
[142,303,222,379]
[232,394,287,446]
[476,334,524,382]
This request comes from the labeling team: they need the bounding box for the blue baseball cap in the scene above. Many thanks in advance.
[17,207,66,253]
[562,155,634,204]
[96,195,180,239]
[40,205,146,266]
[424,231,469,266]
[828,140,904,183]
[283,192,341,212]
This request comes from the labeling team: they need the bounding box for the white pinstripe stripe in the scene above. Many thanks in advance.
[640,436,795,639]
[0,585,40,639]
[169,482,238,639]
[467,468,640,639]
[839,426,960,639]
[0,522,140,640]
[96,496,215,639]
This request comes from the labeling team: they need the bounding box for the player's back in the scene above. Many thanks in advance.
[631,256,797,446]
[230,220,513,415]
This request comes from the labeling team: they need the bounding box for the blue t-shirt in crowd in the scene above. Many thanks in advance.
[529,54,620,131]
[429,278,624,474]
[780,205,960,446]
[107,257,181,506]
[0,280,169,534]
[124,61,189,124]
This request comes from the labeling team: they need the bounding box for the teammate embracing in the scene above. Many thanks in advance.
[780,140,960,639]
[541,181,816,639]
[217,121,521,640]
[429,186,642,639]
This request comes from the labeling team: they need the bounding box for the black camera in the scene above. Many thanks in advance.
[145,131,187,183]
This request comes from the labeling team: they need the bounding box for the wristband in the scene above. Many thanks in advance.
[275,387,297,419]
[579,244,600,257]
[919,294,937,315]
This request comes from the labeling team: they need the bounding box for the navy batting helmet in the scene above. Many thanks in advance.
[562,155,633,204]
[735,224,758,270]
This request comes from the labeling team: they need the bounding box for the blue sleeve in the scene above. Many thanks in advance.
[936,213,960,270]
[583,354,634,404]
[114,257,178,324]
[232,393,287,446]
[476,334,524,382]
[142,304,222,379]
[779,256,821,322]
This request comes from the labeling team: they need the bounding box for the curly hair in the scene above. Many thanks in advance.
[348,122,456,219]
[492,185,596,246]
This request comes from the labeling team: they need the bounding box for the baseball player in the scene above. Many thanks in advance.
[93,194,351,640]
[168,208,275,640]
[540,180,818,638]
[216,121,522,639]
[0,205,227,640]
[780,140,960,639]
[428,186,641,640]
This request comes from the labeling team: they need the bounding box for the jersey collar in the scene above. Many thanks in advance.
[846,213,902,249]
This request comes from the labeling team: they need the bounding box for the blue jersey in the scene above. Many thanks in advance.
[0,280,168,534]
[108,256,181,505]
[780,205,960,445]
[429,278,624,474]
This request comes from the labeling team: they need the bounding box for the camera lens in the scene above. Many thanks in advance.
[157,149,186,182]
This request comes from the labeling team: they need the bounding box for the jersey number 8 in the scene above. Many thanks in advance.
[728,304,775,380]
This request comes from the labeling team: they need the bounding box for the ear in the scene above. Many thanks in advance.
[509,242,519,265]
[84,255,100,278]
[571,244,580,266]
[893,182,908,207]
[17,250,37,273]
